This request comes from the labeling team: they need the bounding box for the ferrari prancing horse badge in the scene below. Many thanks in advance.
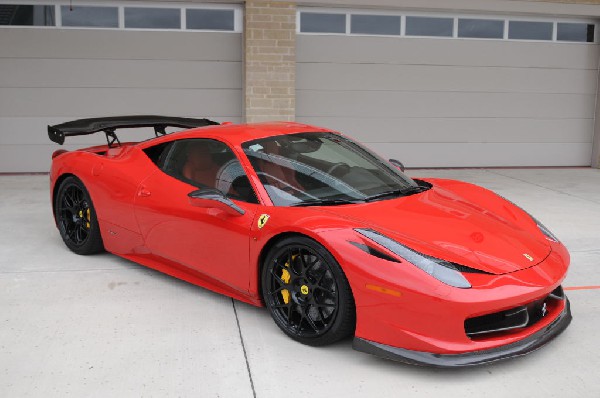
[258,214,270,229]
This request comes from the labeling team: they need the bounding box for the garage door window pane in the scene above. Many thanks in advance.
[186,9,234,31]
[61,6,118,28]
[406,16,453,37]
[458,18,504,39]
[508,21,553,40]
[350,14,400,36]
[557,23,595,42]
[125,7,180,29]
[300,12,346,33]
[0,4,54,26]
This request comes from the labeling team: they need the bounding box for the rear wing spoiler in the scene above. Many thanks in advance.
[48,115,219,147]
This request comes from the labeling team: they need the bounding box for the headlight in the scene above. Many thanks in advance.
[355,228,471,289]
[532,217,559,243]
[500,195,559,243]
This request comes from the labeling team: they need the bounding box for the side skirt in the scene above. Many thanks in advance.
[115,251,263,307]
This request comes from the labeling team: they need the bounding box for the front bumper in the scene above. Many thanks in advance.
[353,298,571,367]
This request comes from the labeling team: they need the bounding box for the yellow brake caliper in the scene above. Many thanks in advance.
[280,254,297,304]
[79,209,91,229]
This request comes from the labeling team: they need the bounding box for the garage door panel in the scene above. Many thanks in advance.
[0,116,243,146]
[0,88,242,118]
[0,144,104,173]
[0,30,241,61]
[297,90,594,119]
[6,145,589,175]
[297,63,596,94]
[298,36,599,70]
[297,117,594,144]
[0,26,243,172]
[0,59,242,89]
[364,142,593,168]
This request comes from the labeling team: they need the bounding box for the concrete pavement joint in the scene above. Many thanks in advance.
[568,248,600,253]
[0,267,138,275]
[486,169,600,205]
[232,299,257,398]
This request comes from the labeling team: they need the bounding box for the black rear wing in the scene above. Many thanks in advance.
[48,115,219,147]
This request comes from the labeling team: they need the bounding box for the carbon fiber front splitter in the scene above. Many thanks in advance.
[353,298,572,368]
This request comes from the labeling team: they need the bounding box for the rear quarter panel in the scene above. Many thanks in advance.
[50,146,157,254]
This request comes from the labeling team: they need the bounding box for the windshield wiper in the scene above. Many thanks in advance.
[364,185,429,202]
[290,198,364,207]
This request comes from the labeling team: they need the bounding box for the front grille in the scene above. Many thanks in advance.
[465,285,564,338]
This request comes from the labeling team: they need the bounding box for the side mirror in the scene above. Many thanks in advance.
[188,188,245,216]
[389,159,405,172]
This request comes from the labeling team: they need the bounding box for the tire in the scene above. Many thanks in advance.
[54,176,104,255]
[261,236,355,346]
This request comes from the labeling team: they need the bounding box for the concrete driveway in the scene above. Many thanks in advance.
[1,168,599,397]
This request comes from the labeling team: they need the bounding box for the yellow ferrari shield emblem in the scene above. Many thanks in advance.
[300,285,309,295]
[257,214,270,229]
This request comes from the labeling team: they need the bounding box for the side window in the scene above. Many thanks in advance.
[160,139,259,204]
[143,142,171,166]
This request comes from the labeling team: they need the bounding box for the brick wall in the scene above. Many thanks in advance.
[244,1,296,123]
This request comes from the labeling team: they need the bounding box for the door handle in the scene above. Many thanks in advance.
[138,186,151,197]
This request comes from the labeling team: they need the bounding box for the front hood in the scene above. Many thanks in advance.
[318,185,551,275]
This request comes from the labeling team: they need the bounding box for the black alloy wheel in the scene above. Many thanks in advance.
[262,236,355,346]
[55,176,104,255]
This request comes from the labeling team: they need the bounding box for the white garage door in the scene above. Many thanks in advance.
[296,10,599,168]
[0,3,243,172]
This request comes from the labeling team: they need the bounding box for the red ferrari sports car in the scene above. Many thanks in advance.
[48,116,571,367]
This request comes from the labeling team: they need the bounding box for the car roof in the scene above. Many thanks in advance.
[144,121,334,147]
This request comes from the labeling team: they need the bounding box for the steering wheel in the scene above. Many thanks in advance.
[327,162,349,176]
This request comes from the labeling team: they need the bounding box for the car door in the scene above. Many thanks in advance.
[134,138,261,294]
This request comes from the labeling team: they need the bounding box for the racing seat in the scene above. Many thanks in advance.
[181,141,219,189]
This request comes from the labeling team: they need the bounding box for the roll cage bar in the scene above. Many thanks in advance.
[48,115,220,147]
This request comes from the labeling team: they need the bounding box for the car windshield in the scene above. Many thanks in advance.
[241,132,421,206]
